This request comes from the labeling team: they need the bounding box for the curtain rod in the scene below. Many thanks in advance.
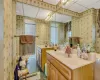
[14,35,39,37]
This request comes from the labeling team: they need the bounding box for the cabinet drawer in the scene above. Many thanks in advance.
[47,54,72,80]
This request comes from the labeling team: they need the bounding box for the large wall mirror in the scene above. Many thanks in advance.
[16,2,72,45]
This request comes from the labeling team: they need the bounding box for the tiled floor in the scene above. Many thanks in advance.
[22,70,47,80]
[25,72,46,80]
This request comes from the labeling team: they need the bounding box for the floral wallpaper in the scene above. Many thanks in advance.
[35,20,50,45]
[72,9,94,46]
[16,15,25,35]
[16,16,51,51]
[12,0,17,72]
[16,15,25,56]
[58,23,65,44]
[95,9,100,53]
[72,9,100,53]
[4,0,14,80]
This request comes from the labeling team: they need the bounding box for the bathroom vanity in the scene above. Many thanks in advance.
[47,50,94,80]
[36,45,54,71]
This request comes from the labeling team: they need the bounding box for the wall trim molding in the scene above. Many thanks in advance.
[16,0,80,17]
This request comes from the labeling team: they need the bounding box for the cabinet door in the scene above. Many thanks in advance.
[47,60,51,80]
[50,64,57,80]
[57,71,68,80]
[39,52,41,67]
[37,51,41,67]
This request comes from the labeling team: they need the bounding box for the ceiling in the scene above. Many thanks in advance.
[16,0,100,23]
[43,0,60,5]
[52,13,71,23]
[43,0,100,13]
[16,2,72,23]
[16,2,51,19]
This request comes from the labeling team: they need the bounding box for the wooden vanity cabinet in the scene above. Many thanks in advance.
[47,54,93,80]
[50,64,57,80]
[37,47,53,71]
[47,55,70,80]
[57,71,67,80]
[47,60,66,80]
[47,60,51,80]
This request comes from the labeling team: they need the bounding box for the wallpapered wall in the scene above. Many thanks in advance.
[16,15,25,57]
[95,10,100,53]
[16,15,25,35]
[58,23,65,44]
[16,16,51,53]
[4,0,15,80]
[12,1,17,70]
[51,22,66,44]
[35,20,50,45]
[72,9,95,46]
[16,16,66,46]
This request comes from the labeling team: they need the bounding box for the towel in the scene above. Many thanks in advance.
[20,35,34,44]
[19,36,35,56]
[23,44,34,55]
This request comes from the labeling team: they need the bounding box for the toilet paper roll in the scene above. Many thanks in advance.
[88,53,96,62]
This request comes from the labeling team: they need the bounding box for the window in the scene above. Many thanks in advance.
[25,23,36,36]
[92,25,96,44]
[50,26,58,44]
[67,31,72,39]
[25,23,36,55]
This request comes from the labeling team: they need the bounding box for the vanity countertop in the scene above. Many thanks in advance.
[37,45,53,49]
[46,50,94,70]
[96,54,100,59]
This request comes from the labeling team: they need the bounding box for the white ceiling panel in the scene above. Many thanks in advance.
[36,8,51,19]
[72,0,80,2]
[89,0,100,9]
[68,3,87,13]
[62,1,76,9]
[16,2,39,18]
[43,0,60,5]
[52,13,72,23]
[16,2,23,15]
[76,0,99,7]
[23,4,39,18]
[16,2,52,19]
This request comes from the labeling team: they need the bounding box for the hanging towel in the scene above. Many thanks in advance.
[19,35,35,56]
[23,44,34,55]
[20,35,34,44]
